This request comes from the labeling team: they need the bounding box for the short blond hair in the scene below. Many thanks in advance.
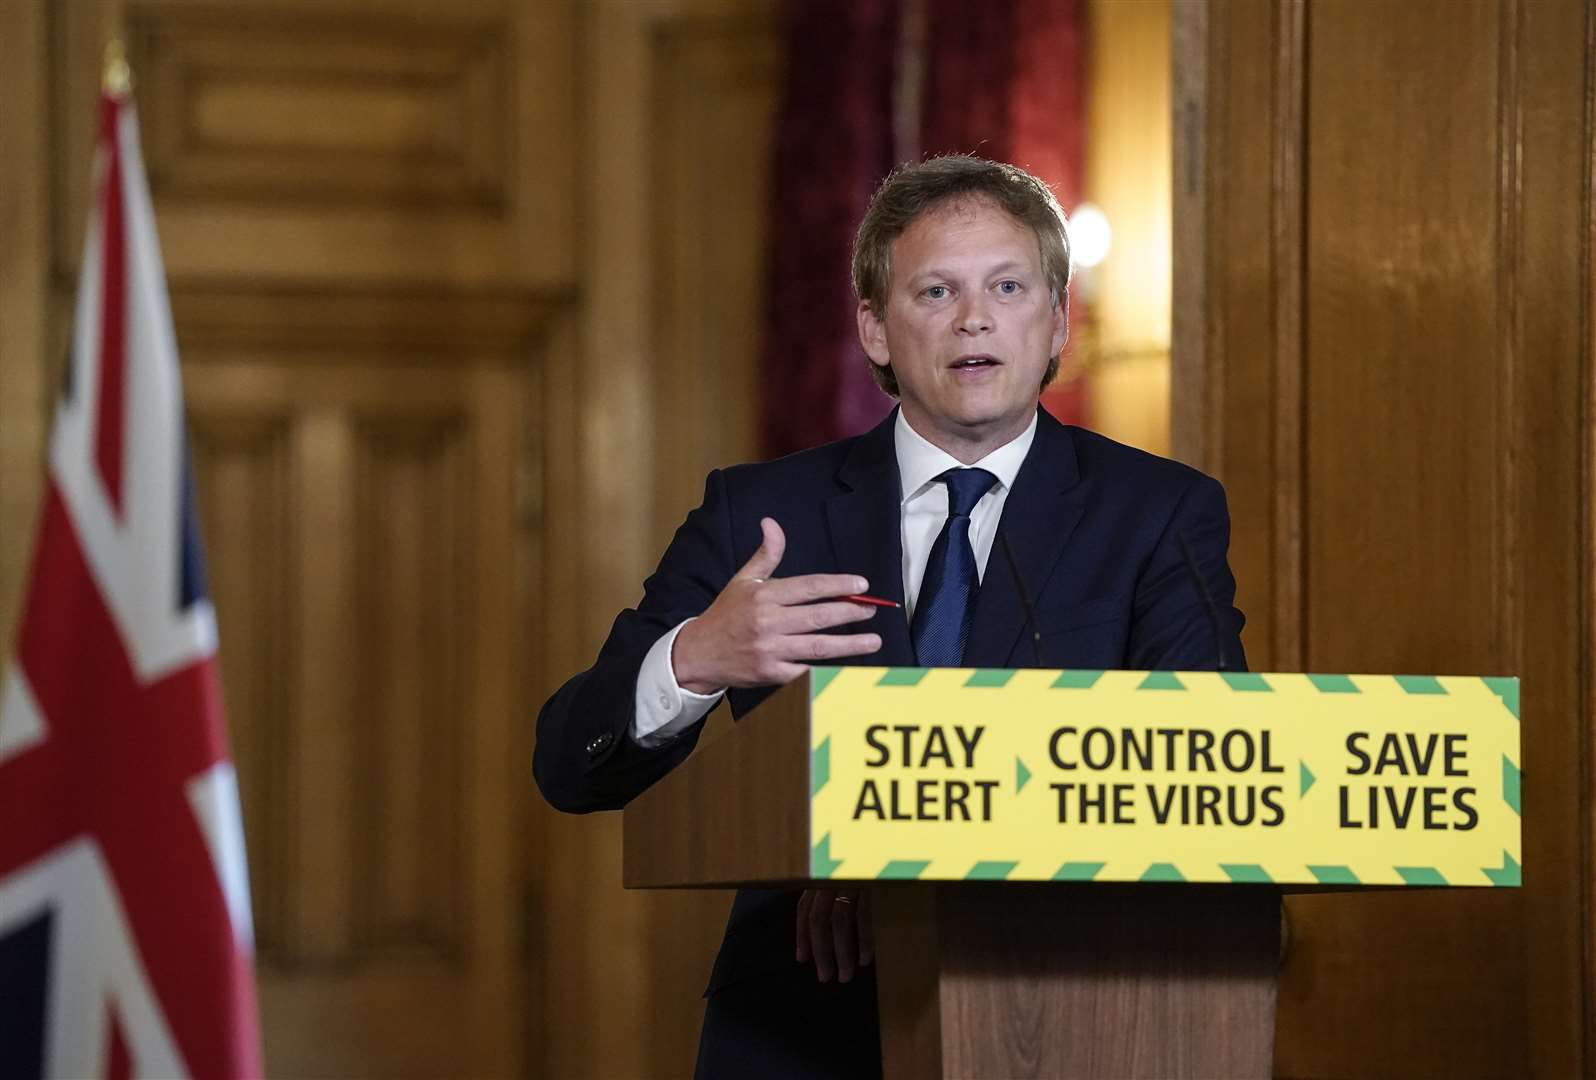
[852,155,1072,396]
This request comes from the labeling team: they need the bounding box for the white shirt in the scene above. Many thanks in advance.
[630,411,1039,747]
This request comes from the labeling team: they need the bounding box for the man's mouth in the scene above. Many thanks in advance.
[951,354,1000,369]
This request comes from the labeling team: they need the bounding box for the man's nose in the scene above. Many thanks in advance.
[955,297,993,334]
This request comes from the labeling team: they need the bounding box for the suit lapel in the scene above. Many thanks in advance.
[964,411,1087,668]
[826,412,916,666]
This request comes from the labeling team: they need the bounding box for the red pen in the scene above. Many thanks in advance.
[844,594,901,608]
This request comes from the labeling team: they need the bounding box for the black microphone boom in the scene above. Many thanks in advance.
[997,531,1045,668]
[1176,530,1230,672]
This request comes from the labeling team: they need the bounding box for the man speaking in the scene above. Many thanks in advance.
[533,155,1246,1078]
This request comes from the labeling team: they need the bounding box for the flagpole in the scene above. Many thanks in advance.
[102,38,132,99]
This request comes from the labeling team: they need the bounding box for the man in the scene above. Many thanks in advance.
[533,156,1245,1078]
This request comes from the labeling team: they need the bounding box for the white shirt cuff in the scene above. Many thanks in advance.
[631,618,725,747]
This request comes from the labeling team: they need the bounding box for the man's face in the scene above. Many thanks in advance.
[857,196,1067,458]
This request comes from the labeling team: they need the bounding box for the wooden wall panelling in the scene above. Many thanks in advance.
[188,415,293,956]
[0,0,51,649]
[1168,0,1208,471]
[1301,2,1502,674]
[527,302,571,1077]
[129,8,508,207]
[353,415,467,957]
[294,406,360,965]
[53,0,575,289]
[1289,4,1520,1075]
[1267,0,1305,677]
[1513,2,1592,1072]
[647,14,780,1073]
[529,295,608,1079]
[177,288,553,1076]
[31,0,576,1074]
[461,357,529,1073]
[1172,0,1305,675]
[47,0,121,284]
[651,16,778,541]
[530,6,656,1076]
[525,3,778,1077]
[28,0,774,1074]
[1175,0,1593,1075]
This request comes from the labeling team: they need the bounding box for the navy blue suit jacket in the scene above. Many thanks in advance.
[533,407,1246,992]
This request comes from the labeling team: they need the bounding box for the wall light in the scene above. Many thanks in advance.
[1068,203,1112,270]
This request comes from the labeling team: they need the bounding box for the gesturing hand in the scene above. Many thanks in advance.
[796,888,873,983]
[672,518,883,694]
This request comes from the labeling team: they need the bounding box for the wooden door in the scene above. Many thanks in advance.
[3,1,573,1074]
[180,294,542,1077]
[1173,0,1594,1075]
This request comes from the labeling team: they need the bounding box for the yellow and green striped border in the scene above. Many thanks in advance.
[807,668,1521,888]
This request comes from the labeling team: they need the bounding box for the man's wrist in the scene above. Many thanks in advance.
[671,619,724,696]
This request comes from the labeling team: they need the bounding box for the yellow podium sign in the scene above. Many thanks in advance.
[807,668,1521,887]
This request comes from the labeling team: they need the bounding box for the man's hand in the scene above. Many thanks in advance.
[672,518,883,694]
[796,888,873,983]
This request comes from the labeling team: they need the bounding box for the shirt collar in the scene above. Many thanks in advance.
[894,409,1039,503]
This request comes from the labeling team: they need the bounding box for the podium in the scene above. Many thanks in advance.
[623,667,1520,1078]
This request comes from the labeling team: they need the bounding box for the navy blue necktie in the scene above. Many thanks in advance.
[912,468,998,666]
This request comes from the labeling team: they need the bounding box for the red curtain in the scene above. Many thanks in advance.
[762,0,1089,457]
[921,0,1090,426]
[760,0,900,458]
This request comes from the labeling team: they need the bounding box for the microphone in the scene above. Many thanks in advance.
[1176,530,1230,672]
[996,531,1045,667]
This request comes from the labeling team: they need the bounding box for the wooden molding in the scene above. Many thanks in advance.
[351,417,468,963]
[1491,0,1522,674]
[128,5,510,210]
[1169,0,1208,472]
[649,15,779,541]
[1268,0,1306,674]
[0,0,50,662]
[186,413,295,959]
[166,282,570,358]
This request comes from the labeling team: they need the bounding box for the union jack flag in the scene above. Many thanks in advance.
[0,90,263,1078]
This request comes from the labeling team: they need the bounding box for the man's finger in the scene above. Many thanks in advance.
[795,889,814,963]
[770,661,816,687]
[775,632,883,663]
[832,891,859,983]
[807,890,838,982]
[736,517,787,582]
[761,572,870,606]
[766,600,879,635]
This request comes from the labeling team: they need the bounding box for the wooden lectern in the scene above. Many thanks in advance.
[623,674,1281,1079]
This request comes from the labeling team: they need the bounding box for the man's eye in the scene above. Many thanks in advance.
[924,285,950,300]
[997,280,1022,295]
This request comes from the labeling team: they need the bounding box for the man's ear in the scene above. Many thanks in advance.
[857,300,892,369]
[1049,294,1069,357]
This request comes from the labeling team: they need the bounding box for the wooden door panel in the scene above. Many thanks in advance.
[1283,4,1521,1074]
[353,419,467,957]
[46,0,576,289]
[1174,0,1593,1075]
[187,359,527,1077]
[188,417,293,955]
